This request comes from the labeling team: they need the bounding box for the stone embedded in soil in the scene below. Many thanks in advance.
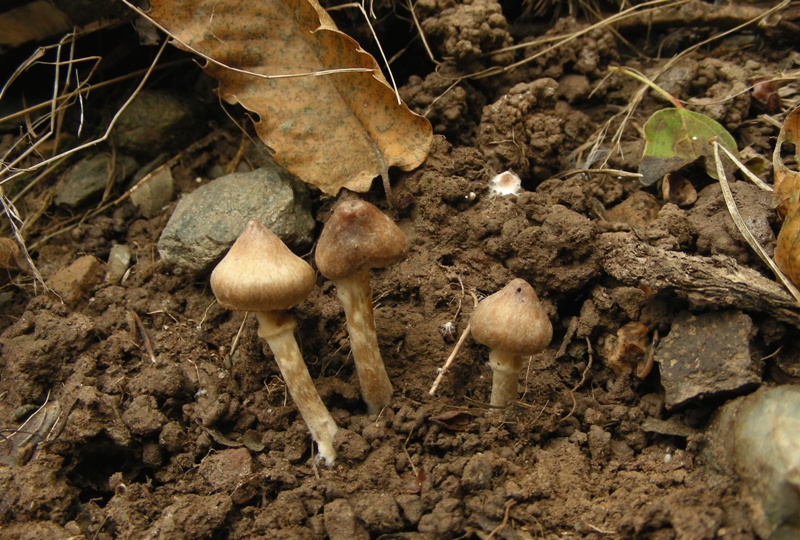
[461,451,504,492]
[605,190,661,230]
[157,166,315,275]
[418,497,465,536]
[121,394,168,436]
[104,243,132,284]
[352,492,403,535]
[655,310,759,410]
[113,90,197,155]
[333,429,370,461]
[688,182,775,264]
[55,154,138,208]
[46,255,105,305]
[143,493,232,540]
[704,386,800,539]
[324,499,369,540]
[129,166,174,219]
[198,447,253,493]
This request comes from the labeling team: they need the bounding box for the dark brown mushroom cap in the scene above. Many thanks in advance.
[315,199,409,281]
[210,220,315,312]
[470,278,553,355]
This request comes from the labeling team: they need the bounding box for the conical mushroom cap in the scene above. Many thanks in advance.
[315,199,409,281]
[211,220,315,312]
[470,279,553,355]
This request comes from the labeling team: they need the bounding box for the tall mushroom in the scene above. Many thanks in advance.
[470,278,553,408]
[211,220,338,465]
[315,199,409,414]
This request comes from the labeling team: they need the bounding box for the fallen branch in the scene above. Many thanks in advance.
[598,231,800,328]
[613,0,796,35]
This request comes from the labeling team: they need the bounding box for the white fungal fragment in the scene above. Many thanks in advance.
[488,171,522,197]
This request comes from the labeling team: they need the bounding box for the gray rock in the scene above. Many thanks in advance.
[324,499,369,540]
[130,166,174,218]
[704,386,800,540]
[688,182,775,265]
[105,244,132,284]
[55,153,138,208]
[198,447,254,492]
[157,166,315,275]
[655,310,759,410]
[114,90,196,155]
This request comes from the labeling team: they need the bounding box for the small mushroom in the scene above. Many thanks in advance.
[315,199,409,414]
[210,220,338,465]
[470,278,553,408]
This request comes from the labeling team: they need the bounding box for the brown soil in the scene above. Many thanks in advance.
[1,2,798,539]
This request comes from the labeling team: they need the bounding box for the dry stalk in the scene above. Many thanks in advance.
[591,0,791,170]
[712,140,800,306]
[429,290,479,395]
[120,0,373,81]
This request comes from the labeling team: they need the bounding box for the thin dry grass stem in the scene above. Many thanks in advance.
[0,48,46,100]
[129,311,157,364]
[551,168,643,181]
[120,0,373,81]
[406,0,440,66]
[28,129,226,252]
[422,80,461,118]
[555,316,578,359]
[402,429,419,478]
[0,189,44,290]
[571,337,594,392]
[712,140,800,306]
[1,38,103,176]
[224,134,249,176]
[195,297,217,330]
[715,141,773,192]
[9,155,65,208]
[100,146,119,205]
[558,387,577,424]
[329,2,402,104]
[1,38,168,188]
[593,0,791,169]
[636,329,659,379]
[0,60,189,127]
[485,500,516,540]
[428,290,479,396]
[461,0,689,82]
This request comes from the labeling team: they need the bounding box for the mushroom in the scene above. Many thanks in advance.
[469,278,553,408]
[315,199,409,414]
[210,220,338,465]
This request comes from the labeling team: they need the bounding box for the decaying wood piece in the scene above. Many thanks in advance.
[597,232,800,328]
[613,0,798,36]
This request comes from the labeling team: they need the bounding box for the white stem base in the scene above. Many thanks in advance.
[335,272,393,415]
[256,311,338,465]
[489,349,523,408]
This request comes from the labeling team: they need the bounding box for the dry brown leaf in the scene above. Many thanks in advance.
[773,105,800,218]
[133,0,432,196]
[773,105,800,286]
[428,411,473,431]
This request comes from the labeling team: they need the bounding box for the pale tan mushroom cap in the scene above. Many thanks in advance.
[210,220,315,312]
[315,199,409,281]
[470,278,553,355]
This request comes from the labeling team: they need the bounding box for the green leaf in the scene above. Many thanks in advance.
[639,108,738,186]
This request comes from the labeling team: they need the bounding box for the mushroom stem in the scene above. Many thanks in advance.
[255,311,338,465]
[333,270,393,414]
[488,349,524,408]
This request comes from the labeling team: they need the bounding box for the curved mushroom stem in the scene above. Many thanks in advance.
[255,311,338,465]
[333,270,393,414]
[488,349,524,408]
